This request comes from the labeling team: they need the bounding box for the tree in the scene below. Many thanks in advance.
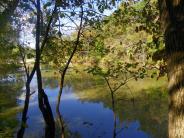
[0,0,21,78]
[0,40,20,77]
[43,4,84,137]
[82,1,167,137]
[84,18,148,138]
[16,1,57,137]
[16,44,33,138]
[159,0,184,137]
[35,0,56,137]
[42,1,120,136]
[0,0,19,28]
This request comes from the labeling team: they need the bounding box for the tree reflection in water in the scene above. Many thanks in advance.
[0,72,168,138]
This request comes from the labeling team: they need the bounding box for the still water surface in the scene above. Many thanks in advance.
[0,71,168,138]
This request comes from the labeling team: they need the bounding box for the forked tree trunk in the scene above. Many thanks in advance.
[35,0,55,137]
[17,1,56,137]
[159,0,184,137]
[17,51,37,138]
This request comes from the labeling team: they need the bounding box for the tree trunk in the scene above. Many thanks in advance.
[17,51,37,138]
[111,91,117,138]
[56,82,65,138]
[56,6,83,137]
[35,0,55,137]
[17,82,31,138]
[56,73,65,138]
[17,1,56,137]
[159,0,184,137]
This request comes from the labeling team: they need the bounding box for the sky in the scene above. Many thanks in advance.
[20,1,120,49]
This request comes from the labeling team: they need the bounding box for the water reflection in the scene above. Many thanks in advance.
[0,72,168,138]
[0,74,24,137]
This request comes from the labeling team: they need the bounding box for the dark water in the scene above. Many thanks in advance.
[0,72,168,138]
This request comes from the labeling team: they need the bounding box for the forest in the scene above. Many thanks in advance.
[0,0,183,138]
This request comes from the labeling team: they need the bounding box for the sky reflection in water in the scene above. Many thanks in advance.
[16,75,152,138]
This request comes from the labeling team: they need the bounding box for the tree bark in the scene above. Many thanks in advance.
[35,0,55,137]
[111,91,117,138]
[17,82,31,138]
[56,77,65,138]
[56,5,83,137]
[17,46,36,138]
[159,0,184,137]
[17,1,56,138]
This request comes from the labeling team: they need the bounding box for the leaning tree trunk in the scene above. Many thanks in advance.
[56,78,65,138]
[35,0,55,137]
[17,48,37,138]
[159,0,184,137]
[56,5,83,138]
[17,82,31,138]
